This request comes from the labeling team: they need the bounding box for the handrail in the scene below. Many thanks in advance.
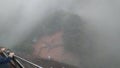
[14,55,43,68]
[3,49,43,68]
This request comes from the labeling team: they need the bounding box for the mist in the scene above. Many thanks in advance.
[0,0,120,68]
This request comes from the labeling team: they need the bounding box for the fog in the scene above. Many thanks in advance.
[0,0,120,68]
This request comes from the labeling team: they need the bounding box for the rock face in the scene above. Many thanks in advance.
[33,31,78,66]
[13,11,81,67]
[33,31,63,59]
[30,11,82,67]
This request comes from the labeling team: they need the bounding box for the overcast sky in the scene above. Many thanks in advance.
[0,0,120,68]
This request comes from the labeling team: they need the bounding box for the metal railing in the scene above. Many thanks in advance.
[2,49,43,68]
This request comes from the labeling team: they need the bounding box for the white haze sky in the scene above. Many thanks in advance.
[0,0,120,68]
